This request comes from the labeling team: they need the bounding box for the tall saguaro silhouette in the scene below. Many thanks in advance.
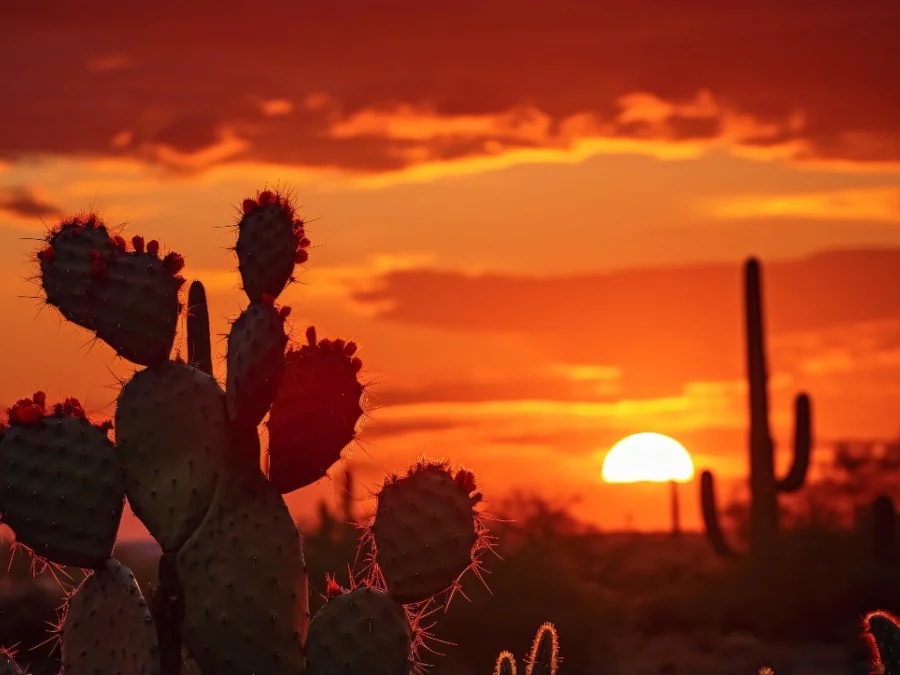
[700,257,813,559]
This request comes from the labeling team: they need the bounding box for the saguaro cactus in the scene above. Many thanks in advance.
[700,257,813,558]
[0,190,493,675]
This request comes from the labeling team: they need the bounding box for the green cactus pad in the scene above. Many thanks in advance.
[91,247,184,366]
[61,558,161,675]
[494,651,517,675]
[0,395,123,568]
[116,362,228,551]
[235,190,309,303]
[370,461,482,604]
[38,213,116,331]
[177,464,309,675]
[226,299,289,428]
[525,623,558,675]
[306,586,413,675]
[267,326,364,493]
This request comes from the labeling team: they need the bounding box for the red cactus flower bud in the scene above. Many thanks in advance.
[162,252,185,275]
[343,341,358,356]
[112,235,127,253]
[242,198,257,215]
[132,235,145,253]
[37,246,55,262]
[147,240,160,257]
[258,190,275,206]
[294,249,309,264]
[31,391,46,410]
[351,356,363,373]
[325,575,343,599]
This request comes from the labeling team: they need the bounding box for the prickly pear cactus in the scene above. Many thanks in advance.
[369,460,486,604]
[525,623,559,675]
[0,393,123,568]
[306,584,413,675]
[61,558,161,675]
[0,188,497,675]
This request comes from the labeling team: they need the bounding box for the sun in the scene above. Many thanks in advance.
[601,432,695,483]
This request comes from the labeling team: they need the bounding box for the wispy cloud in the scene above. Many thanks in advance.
[703,186,900,223]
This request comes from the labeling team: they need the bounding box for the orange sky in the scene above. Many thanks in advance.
[2,2,900,539]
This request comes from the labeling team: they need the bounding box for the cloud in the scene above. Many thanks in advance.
[1,1,898,181]
[703,186,900,223]
[0,185,64,220]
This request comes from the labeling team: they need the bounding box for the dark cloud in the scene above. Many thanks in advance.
[353,248,900,395]
[0,186,64,220]
[1,1,898,171]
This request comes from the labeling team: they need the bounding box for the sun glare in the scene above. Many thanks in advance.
[601,432,695,483]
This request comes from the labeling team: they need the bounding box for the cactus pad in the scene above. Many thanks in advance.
[306,585,413,675]
[90,241,185,366]
[177,463,309,675]
[116,362,228,551]
[0,393,123,568]
[226,297,290,427]
[370,461,483,604]
[525,623,558,675]
[267,326,364,493]
[38,213,117,331]
[495,651,517,675]
[61,558,161,675]
[235,190,310,303]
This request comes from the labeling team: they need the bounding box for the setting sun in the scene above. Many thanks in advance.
[601,432,695,483]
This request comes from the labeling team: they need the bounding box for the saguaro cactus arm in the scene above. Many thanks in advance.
[700,470,738,559]
[776,393,812,493]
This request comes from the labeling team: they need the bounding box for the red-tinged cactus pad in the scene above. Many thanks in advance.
[176,464,308,675]
[525,623,559,675]
[864,611,900,675]
[225,298,289,428]
[61,558,162,675]
[39,213,116,331]
[0,394,124,568]
[115,362,229,552]
[495,651,518,675]
[90,248,184,366]
[235,190,309,303]
[306,586,414,675]
[370,461,484,604]
[266,327,365,493]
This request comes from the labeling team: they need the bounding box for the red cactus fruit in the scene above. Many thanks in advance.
[31,391,46,411]
[242,198,256,215]
[112,235,127,253]
[132,235,145,253]
[37,246,55,262]
[258,190,275,206]
[146,240,160,257]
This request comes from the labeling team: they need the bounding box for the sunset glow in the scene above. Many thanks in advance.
[601,433,695,483]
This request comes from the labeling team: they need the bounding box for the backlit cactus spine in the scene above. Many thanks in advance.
[0,189,493,675]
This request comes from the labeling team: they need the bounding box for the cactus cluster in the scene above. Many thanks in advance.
[491,622,559,675]
[0,189,493,675]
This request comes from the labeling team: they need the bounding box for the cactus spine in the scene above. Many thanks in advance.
[700,257,813,558]
[0,190,493,675]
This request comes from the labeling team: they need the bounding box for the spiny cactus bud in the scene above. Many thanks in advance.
[369,459,487,604]
[495,651,517,675]
[525,623,559,675]
[235,188,309,303]
[306,585,414,675]
[266,326,365,493]
[865,611,900,675]
[61,559,162,675]
[0,393,124,568]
